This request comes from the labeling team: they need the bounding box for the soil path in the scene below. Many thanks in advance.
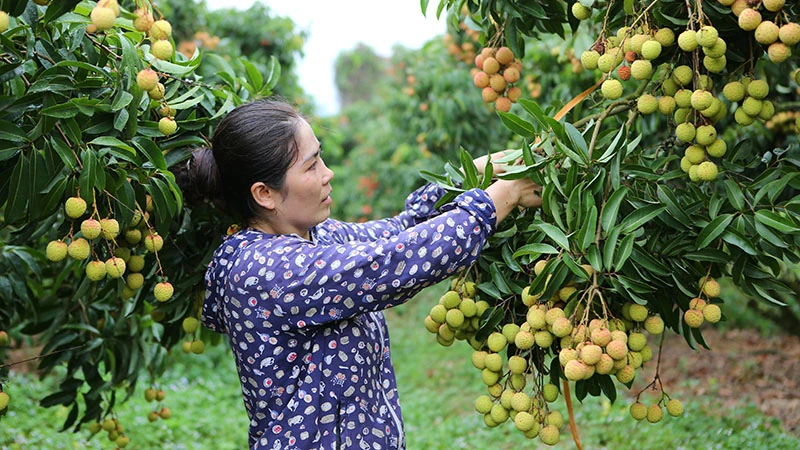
[633,328,800,435]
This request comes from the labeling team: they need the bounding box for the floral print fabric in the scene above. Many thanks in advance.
[202,183,497,449]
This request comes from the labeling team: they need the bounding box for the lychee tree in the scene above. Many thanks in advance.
[420,0,800,446]
[0,0,308,442]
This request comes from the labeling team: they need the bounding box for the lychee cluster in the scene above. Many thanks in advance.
[473,46,523,112]
[580,26,675,101]
[425,279,490,348]
[725,77,775,127]
[683,277,723,328]
[45,194,173,304]
[629,397,684,423]
[677,26,728,73]
[141,386,172,422]
[88,0,120,33]
[726,1,800,63]
[86,416,130,448]
[180,317,206,354]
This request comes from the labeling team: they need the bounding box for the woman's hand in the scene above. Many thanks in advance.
[485,176,542,224]
[472,149,517,175]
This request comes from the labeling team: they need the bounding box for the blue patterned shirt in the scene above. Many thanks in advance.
[202,183,497,449]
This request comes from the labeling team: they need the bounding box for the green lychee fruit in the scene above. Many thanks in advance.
[606,339,628,360]
[571,2,591,20]
[64,196,87,219]
[662,78,679,96]
[643,315,665,335]
[654,28,675,47]
[514,330,535,349]
[46,240,68,261]
[579,343,603,365]
[646,404,664,423]
[697,161,718,181]
[85,260,107,281]
[133,8,154,32]
[758,100,775,121]
[684,309,704,328]
[489,403,508,423]
[543,383,559,402]
[658,96,677,115]
[551,316,573,337]
[690,90,714,111]
[722,81,745,102]
[127,254,145,273]
[674,107,691,123]
[674,89,692,108]
[539,425,560,445]
[429,304,446,323]
[510,391,532,412]
[672,65,693,86]
[534,330,554,348]
[630,401,647,421]
[742,97,763,117]
[440,290,461,308]
[596,53,617,74]
[545,307,565,325]
[703,38,727,58]
[641,40,662,60]
[581,50,601,70]
[763,0,785,12]
[151,39,173,60]
[190,339,205,354]
[695,125,717,146]
[675,122,696,143]
[703,55,726,73]
[486,332,507,352]
[136,68,159,92]
[666,398,684,416]
[768,42,791,63]
[563,359,587,381]
[148,83,165,100]
[615,364,635,383]
[90,6,116,31]
[79,219,101,240]
[628,303,649,322]
[627,332,647,351]
[738,8,762,31]
[696,26,719,47]
[755,21,780,45]
[677,30,698,51]
[126,272,144,290]
[779,23,800,46]
[98,218,119,240]
[685,145,706,164]
[144,233,164,252]
[630,59,653,80]
[526,307,546,330]
[514,411,536,432]
[734,107,756,126]
[474,395,493,414]
[68,238,91,260]
[680,156,693,173]
[445,308,464,329]
[149,19,172,40]
[601,79,623,100]
[105,257,126,278]
[702,303,722,323]
[154,281,174,302]
[706,139,727,158]
[0,11,9,33]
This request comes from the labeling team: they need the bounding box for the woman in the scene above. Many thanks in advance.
[178,98,540,449]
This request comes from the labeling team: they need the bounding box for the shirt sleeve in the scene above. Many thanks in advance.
[313,182,451,244]
[226,188,496,330]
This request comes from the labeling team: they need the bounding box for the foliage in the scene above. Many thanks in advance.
[0,0,306,438]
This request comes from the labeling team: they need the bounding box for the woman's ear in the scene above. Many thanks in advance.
[250,182,277,211]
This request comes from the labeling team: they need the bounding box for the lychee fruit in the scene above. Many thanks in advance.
[90,7,116,31]
[0,391,9,410]
[690,90,714,111]
[655,28,675,47]
[763,0,785,12]
[722,81,745,102]
[495,46,514,65]
[539,425,560,445]
[46,240,68,261]
[85,260,107,281]
[151,40,174,60]
[677,30,698,51]
[64,196,87,219]
[675,122,696,143]
[158,117,178,136]
[779,23,800,46]
[641,40,662,60]
[68,238,91,260]
[571,2,591,20]
[630,401,647,421]
[105,256,126,278]
[738,8,762,31]
[696,26,719,47]
[0,11,9,34]
[666,398,684,416]
[136,68,159,92]
[703,38,727,58]
[646,404,664,423]
[695,125,717,146]
[99,218,120,240]
[706,139,727,158]
[154,281,174,302]
[685,145,706,164]
[601,79,623,100]
[697,161,718,181]
[755,21,780,45]
[149,20,172,40]
[684,309,704,327]
[148,83,165,100]
[133,8,154,32]
[768,42,791,63]
[143,232,164,252]
[630,59,653,80]
[581,50,601,70]
[702,303,722,323]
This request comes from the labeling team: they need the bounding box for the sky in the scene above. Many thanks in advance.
[205,1,448,115]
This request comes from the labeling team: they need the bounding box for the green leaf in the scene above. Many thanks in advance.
[132,136,167,171]
[41,102,79,118]
[755,210,800,233]
[613,233,635,269]
[511,243,559,259]
[656,185,691,226]
[0,120,29,142]
[497,111,536,138]
[601,187,628,233]
[242,58,264,93]
[722,228,758,255]
[620,205,666,234]
[576,204,598,251]
[489,263,513,295]
[603,226,621,270]
[695,214,734,249]
[533,222,570,251]
[564,122,589,164]
[723,179,745,211]
[5,153,30,224]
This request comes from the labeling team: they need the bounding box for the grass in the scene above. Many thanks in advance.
[2,281,799,449]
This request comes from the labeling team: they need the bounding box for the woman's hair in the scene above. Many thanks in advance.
[175,98,305,222]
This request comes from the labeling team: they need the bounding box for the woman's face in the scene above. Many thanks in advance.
[270,119,334,238]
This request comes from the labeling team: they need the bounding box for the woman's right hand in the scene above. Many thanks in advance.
[485,176,541,224]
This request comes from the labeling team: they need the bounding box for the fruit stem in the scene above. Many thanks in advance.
[562,379,584,450]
